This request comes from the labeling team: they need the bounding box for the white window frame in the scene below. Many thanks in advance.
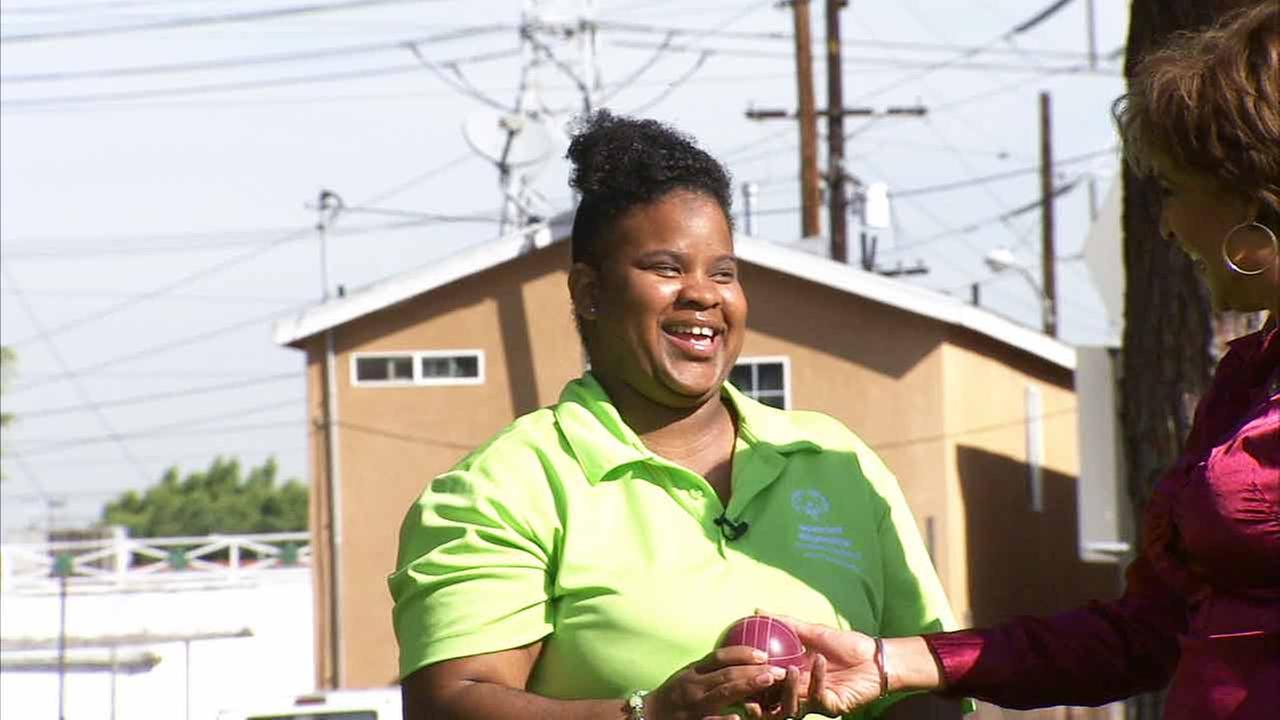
[731,355,792,410]
[350,349,485,388]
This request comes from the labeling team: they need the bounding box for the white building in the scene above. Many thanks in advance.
[1,531,316,720]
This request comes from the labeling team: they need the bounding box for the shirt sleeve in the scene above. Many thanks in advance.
[924,507,1185,708]
[388,452,561,680]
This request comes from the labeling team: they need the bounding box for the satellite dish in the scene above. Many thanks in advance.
[462,111,553,171]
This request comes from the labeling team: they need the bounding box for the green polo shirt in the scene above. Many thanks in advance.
[390,374,960,718]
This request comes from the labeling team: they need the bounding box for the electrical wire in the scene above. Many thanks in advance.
[13,419,304,457]
[851,0,1084,105]
[1,263,151,484]
[890,147,1116,198]
[4,48,520,110]
[596,20,1106,62]
[2,25,512,83]
[882,178,1084,257]
[18,373,299,418]
[6,302,310,394]
[2,0,454,44]
[625,50,712,115]
[3,227,311,347]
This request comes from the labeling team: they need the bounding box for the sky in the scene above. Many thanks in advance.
[0,0,1131,538]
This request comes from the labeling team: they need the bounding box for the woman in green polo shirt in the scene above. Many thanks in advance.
[389,111,962,720]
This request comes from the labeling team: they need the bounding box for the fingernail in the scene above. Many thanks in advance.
[756,671,777,686]
[752,649,768,663]
[770,666,787,679]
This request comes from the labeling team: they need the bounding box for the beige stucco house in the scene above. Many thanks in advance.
[274,216,1122,713]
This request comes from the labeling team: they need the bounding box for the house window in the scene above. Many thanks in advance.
[354,355,413,383]
[351,350,484,387]
[731,356,789,409]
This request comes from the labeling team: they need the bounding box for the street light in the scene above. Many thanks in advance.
[985,247,1057,335]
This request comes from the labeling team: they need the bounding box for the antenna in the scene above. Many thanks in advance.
[460,0,599,235]
[462,112,554,171]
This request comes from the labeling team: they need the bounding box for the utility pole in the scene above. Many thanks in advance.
[1084,0,1098,69]
[825,0,847,263]
[314,190,345,689]
[792,0,820,238]
[1039,91,1059,337]
[52,552,72,720]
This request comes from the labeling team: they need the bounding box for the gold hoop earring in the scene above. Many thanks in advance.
[1221,221,1279,276]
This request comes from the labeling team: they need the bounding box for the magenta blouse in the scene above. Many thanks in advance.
[925,321,1279,719]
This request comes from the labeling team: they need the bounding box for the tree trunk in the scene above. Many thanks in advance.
[1119,1,1253,717]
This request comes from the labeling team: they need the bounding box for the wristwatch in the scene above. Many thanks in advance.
[624,689,649,720]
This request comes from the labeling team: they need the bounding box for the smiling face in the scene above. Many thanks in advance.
[1153,158,1274,311]
[572,190,746,409]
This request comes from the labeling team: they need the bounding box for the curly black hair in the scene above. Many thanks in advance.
[566,110,733,268]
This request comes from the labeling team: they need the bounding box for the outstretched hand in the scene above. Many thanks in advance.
[764,613,885,717]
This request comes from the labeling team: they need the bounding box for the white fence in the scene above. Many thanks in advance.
[0,530,311,594]
[1,531,317,720]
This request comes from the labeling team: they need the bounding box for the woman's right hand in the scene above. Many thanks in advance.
[645,646,788,720]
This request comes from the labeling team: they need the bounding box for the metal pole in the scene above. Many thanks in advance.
[792,0,821,238]
[57,573,67,720]
[110,646,118,720]
[315,192,345,689]
[825,0,847,263]
[1084,0,1098,70]
[184,639,192,720]
[742,182,759,237]
[1039,91,1058,337]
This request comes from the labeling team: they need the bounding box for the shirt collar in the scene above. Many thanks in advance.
[1225,313,1279,390]
[554,373,820,485]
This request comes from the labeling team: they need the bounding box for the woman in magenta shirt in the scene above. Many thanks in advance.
[774,5,1280,719]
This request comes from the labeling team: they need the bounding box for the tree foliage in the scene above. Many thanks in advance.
[102,457,308,537]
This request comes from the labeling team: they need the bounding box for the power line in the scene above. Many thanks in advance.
[596,19,1109,62]
[4,227,312,347]
[882,178,1084,256]
[7,302,310,393]
[852,0,1086,105]
[606,38,1118,76]
[626,50,712,115]
[0,264,151,484]
[0,219,444,259]
[0,288,306,303]
[1,25,512,83]
[12,400,304,456]
[17,373,299,418]
[890,147,1115,198]
[12,420,304,458]
[0,442,307,471]
[871,405,1078,452]
[2,0,453,44]
[0,0,222,15]
[3,48,520,110]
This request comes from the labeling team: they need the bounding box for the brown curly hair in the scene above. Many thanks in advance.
[1114,2,1280,221]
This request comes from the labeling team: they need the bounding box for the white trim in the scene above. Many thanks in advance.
[274,217,1076,372]
[732,235,1076,371]
[350,349,485,388]
[733,355,792,410]
[273,216,569,348]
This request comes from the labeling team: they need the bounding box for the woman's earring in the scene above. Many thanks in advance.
[1221,221,1279,276]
